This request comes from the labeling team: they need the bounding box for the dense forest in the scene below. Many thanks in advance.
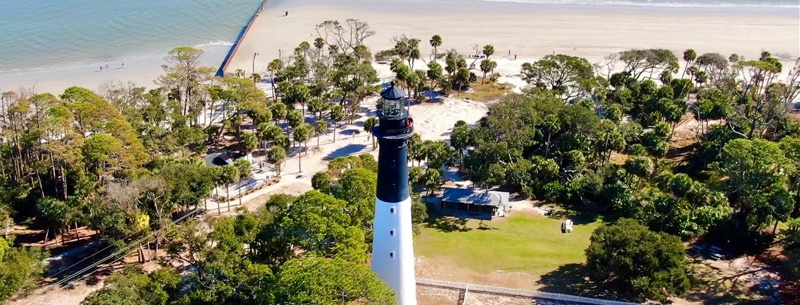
[0,19,798,304]
[451,50,799,301]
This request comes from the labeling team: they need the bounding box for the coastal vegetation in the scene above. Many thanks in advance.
[0,16,798,304]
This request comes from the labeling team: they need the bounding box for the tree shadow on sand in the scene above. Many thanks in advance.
[537,263,628,301]
[323,144,367,160]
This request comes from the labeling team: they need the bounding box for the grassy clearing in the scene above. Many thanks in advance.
[460,82,512,102]
[414,212,604,277]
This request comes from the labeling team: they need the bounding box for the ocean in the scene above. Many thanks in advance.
[0,0,795,89]
[0,0,264,74]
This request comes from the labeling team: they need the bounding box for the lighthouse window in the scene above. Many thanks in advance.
[382,98,403,119]
[389,252,395,258]
[390,230,395,236]
[390,208,395,214]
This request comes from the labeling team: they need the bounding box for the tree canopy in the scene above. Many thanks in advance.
[586,219,690,302]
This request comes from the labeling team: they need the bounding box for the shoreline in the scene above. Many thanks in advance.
[216,0,268,77]
[1,0,798,95]
[0,43,230,94]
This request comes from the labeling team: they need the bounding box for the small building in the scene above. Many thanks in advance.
[438,188,510,220]
[204,152,236,167]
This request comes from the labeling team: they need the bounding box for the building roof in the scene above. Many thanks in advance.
[380,83,405,100]
[204,152,236,167]
[441,188,509,207]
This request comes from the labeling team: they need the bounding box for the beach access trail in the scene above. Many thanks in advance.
[197,93,489,215]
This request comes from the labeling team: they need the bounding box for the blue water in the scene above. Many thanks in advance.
[0,0,264,74]
[0,0,795,74]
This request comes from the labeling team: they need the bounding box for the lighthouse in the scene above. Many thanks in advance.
[371,83,417,305]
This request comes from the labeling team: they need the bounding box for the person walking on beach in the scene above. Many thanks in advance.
[99,66,103,71]
[285,11,288,16]
[121,62,124,68]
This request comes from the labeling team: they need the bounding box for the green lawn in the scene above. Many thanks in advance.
[414,212,604,277]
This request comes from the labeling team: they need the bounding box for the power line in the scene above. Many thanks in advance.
[29,209,203,302]
[48,204,215,279]
[47,217,158,279]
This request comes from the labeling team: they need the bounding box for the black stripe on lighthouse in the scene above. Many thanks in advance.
[374,82,413,203]
[376,136,409,203]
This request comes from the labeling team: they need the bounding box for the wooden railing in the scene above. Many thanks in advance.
[416,278,641,305]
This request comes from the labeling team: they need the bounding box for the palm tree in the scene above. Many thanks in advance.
[694,71,708,89]
[427,61,443,91]
[410,48,420,70]
[313,37,325,62]
[408,133,422,166]
[482,45,495,59]
[233,158,251,207]
[681,49,696,79]
[271,103,288,125]
[308,97,327,119]
[256,122,272,156]
[328,45,339,56]
[220,165,239,212]
[364,117,379,150]
[413,70,428,99]
[267,59,283,102]
[263,125,284,142]
[404,72,420,99]
[285,83,310,116]
[390,58,404,72]
[479,59,496,84]
[287,110,303,130]
[454,68,471,92]
[267,146,287,176]
[314,120,328,147]
[241,133,258,158]
[314,37,325,50]
[330,105,345,143]
[424,168,442,195]
[299,41,310,61]
[293,124,313,172]
[429,35,442,62]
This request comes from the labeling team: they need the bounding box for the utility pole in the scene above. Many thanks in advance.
[252,52,259,78]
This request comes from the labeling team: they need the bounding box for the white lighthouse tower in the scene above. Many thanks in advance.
[371,83,417,305]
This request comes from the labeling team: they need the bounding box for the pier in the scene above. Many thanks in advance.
[215,0,267,77]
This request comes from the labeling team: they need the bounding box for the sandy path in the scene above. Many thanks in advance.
[9,281,102,305]
[199,94,488,213]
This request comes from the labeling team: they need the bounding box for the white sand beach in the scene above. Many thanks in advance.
[0,44,230,96]
[228,0,799,77]
[3,0,797,95]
